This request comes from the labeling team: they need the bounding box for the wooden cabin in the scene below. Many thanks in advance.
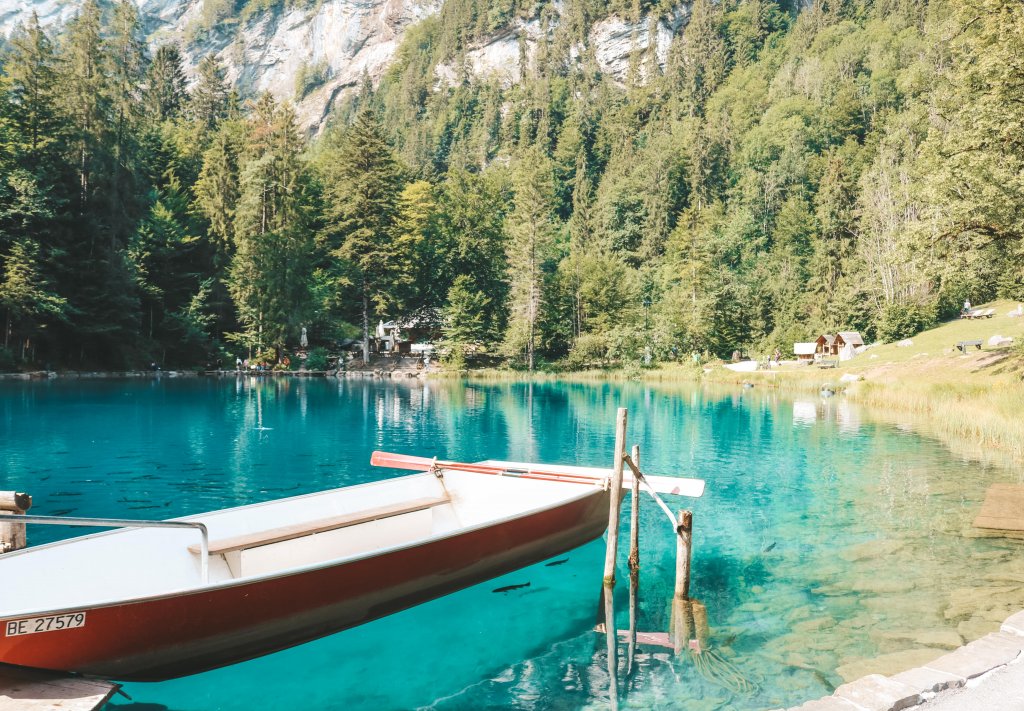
[815,332,864,359]
[836,331,864,349]
[815,334,837,357]
[794,343,816,361]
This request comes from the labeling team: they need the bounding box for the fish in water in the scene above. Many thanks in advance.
[492,582,531,594]
[763,542,776,552]
[545,558,569,567]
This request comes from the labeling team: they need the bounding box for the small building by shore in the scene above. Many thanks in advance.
[794,343,816,361]
[815,331,864,358]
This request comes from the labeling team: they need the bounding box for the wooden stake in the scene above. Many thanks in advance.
[670,510,693,656]
[670,597,694,655]
[627,444,640,675]
[628,445,640,573]
[604,582,619,710]
[692,599,710,652]
[674,510,693,600]
[602,407,628,587]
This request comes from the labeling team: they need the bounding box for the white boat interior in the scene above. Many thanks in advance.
[0,470,600,618]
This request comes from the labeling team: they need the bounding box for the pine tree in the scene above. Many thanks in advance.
[108,0,146,149]
[190,55,229,132]
[1,14,63,162]
[145,45,188,121]
[0,238,66,356]
[319,105,404,362]
[59,0,109,211]
[441,274,490,367]
[228,95,316,356]
[504,148,557,370]
[194,120,244,268]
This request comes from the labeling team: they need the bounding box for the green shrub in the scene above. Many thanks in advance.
[876,301,937,342]
[0,347,15,372]
[305,347,329,371]
[294,60,329,100]
[564,332,609,370]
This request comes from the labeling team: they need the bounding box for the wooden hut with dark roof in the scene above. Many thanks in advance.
[836,331,864,349]
[815,331,864,358]
[815,334,837,357]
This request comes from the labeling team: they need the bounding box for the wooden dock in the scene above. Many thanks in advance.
[0,666,117,711]
[973,483,1024,532]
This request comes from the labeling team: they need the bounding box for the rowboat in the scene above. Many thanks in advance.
[0,452,703,681]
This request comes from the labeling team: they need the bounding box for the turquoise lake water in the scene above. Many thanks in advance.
[1,377,1022,710]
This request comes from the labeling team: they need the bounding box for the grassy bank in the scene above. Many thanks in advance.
[457,300,1024,465]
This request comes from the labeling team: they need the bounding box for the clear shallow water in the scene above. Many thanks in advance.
[1,377,1022,710]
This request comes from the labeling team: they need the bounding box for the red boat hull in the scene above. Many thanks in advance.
[0,489,609,681]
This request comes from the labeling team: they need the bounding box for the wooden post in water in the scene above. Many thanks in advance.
[628,445,640,574]
[675,510,692,598]
[0,491,32,553]
[603,581,619,709]
[669,510,693,655]
[627,444,640,675]
[602,408,627,709]
[691,599,710,652]
[603,407,628,586]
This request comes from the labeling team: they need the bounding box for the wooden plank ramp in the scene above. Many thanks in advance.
[973,483,1024,532]
[0,666,117,711]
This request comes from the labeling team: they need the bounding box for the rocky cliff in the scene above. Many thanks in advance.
[0,0,690,132]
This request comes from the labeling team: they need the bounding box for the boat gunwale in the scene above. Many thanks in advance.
[0,471,606,620]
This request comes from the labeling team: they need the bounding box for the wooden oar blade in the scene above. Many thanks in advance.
[641,474,705,498]
[370,451,435,471]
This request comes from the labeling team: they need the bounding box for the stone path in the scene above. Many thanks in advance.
[921,656,1024,710]
[0,667,117,711]
[782,610,1024,711]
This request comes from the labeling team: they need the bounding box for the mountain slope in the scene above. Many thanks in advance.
[0,0,694,131]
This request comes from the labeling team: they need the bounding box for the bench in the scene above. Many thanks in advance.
[956,340,982,353]
[963,308,995,319]
[816,360,838,369]
[189,495,451,555]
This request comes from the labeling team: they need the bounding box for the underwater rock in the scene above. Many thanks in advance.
[944,586,1023,620]
[872,628,963,650]
[839,539,905,562]
[835,648,946,682]
[793,617,835,634]
[849,577,915,594]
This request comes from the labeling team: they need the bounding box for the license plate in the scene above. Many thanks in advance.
[4,612,86,637]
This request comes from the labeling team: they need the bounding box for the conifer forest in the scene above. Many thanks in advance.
[0,0,1021,370]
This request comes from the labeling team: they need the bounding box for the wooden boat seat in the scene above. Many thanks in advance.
[189,495,450,556]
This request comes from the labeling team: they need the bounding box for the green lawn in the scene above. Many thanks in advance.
[844,299,1024,374]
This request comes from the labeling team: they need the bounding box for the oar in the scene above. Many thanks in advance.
[370,451,602,487]
[370,451,705,498]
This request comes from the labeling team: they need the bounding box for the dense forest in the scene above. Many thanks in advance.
[0,0,1020,370]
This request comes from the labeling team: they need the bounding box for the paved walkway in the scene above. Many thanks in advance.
[786,611,1024,711]
[921,656,1024,711]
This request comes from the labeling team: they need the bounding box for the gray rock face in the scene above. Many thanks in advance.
[1,0,690,132]
[0,0,440,132]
